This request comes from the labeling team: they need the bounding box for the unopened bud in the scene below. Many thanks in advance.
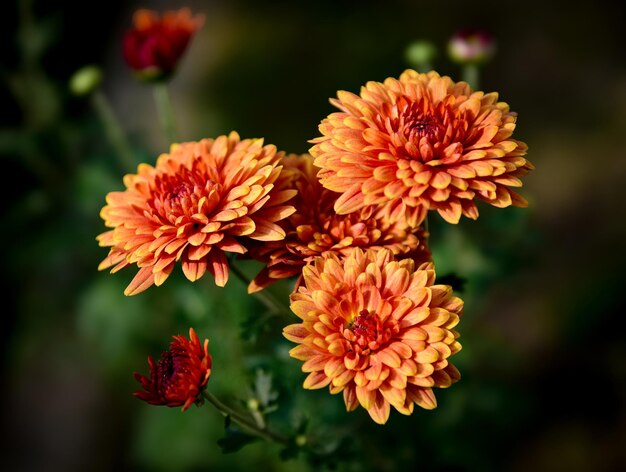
[448,29,496,65]
[69,66,102,96]
[247,398,260,412]
[405,40,437,72]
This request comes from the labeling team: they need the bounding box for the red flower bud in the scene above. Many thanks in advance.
[134,328,212,411]
[123,8,204,82]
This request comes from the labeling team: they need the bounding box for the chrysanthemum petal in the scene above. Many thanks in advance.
[207,250,229,287]
[343,386,359,411]
[249,220,286,241]
[377,348,402,368]
[283,324,309,343]
[303,371,332,389]
[289,344,320,361]
[367,393,391,425]
[356,385,376,410]
[334,182,366,214]
[302,355,328,373]
[182,260,207,282]
[125,266,155,296]
[408,387,437,410]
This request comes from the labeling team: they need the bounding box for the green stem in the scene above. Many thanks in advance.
[251,409,267,429]
[229,262,291,318]
[92,90,135,173]
[462,63,480,89]
[153,81,178,144]
[202,391,288,445]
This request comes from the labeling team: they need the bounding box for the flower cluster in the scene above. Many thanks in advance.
[247,153,431,293]
[281,70,531,422]
[99,9,533,428]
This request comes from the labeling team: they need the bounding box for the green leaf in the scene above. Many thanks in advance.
[253,369,279,408]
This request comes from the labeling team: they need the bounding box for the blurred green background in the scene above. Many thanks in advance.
[2,0,625,470]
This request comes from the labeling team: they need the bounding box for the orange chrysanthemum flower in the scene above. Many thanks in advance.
[134,328,212,411]
[284,248,463,424]
[248,154,430,293]
[311,70,534,224]
[97,132,296,295]
[123,8,204,81]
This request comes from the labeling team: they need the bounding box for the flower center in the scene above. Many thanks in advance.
[166,182,196,213]
[163,181,199,220]
[350,309,378,339]
[170,182,192,202]
[149,162,218,224]
[400,101,443,146]
[157,351,176,393]
[409,117,438,140]
[344,309,386,353]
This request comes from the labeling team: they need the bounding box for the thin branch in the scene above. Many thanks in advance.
[202,391,289,445]
[153,81,178,144]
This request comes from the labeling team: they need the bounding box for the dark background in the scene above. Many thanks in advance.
[2,0,625,470]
